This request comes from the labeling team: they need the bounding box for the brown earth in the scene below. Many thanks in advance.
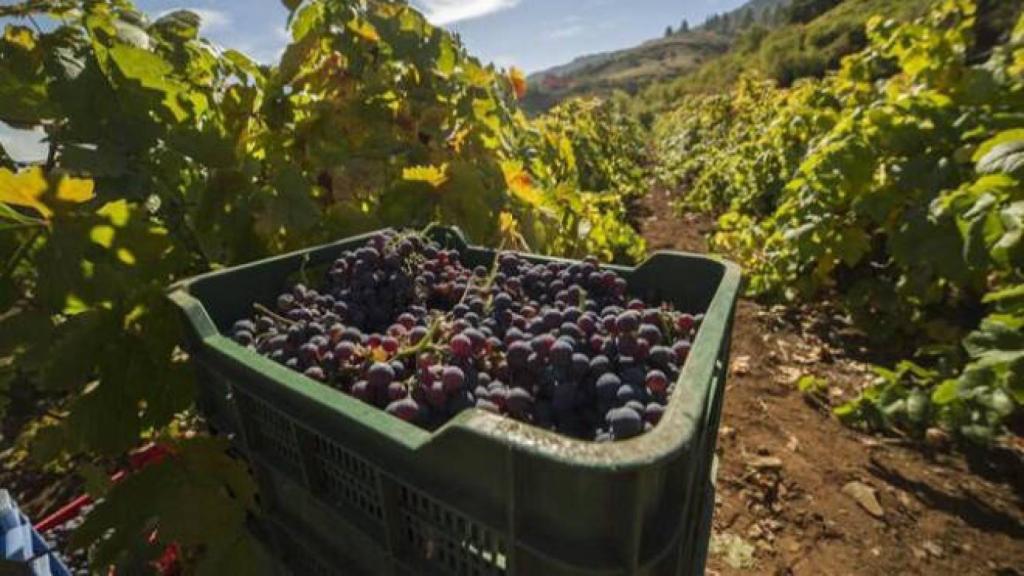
[639,189,1024,576]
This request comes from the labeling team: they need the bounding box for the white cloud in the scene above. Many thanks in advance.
[158,8,232,33]
[412,0,520,26]
[548,24,586,39]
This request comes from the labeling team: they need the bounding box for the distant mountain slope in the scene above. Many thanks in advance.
[522,0,789,113]
[635,0,940,113]
[522,30,730,113]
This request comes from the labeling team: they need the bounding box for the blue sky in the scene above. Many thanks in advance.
[2,0,751,161]
[126,0,751,72]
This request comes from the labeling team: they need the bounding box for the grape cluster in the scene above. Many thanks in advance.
[230,231,703,442]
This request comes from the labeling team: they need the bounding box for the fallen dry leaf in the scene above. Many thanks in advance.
[775,365,803,384]
[842,481,885,519]
[731,355,751,376]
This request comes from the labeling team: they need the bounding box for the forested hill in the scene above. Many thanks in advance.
[521,0,789,113]
[524,0,1020,115]
[524,0,786,112]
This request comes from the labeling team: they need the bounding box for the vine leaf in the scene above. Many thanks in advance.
[508,67,527,100]
[71,437,273,575]
[402,163,449,188]
[256,165,320,239]
[975,130,1024,178]
[0,166,51,219]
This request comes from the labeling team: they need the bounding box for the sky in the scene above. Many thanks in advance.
[125,0,752,72]
[1,0,752,162]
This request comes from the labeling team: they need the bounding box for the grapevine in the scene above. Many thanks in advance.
[654,0,1023,445]
[0,0,652,571]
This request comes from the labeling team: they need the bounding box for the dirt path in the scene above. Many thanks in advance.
[639,189,1024,576]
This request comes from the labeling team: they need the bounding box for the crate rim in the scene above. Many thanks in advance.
[167,227,741,471]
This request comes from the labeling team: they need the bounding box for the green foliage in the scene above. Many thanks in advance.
[787,0,845,24]
[638,0,937,112]
[70,435,274,575]
[656,0,1024,445]
[0,0,649,572]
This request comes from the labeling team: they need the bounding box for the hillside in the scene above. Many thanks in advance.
[522,29,731,113]
[525,0,1013,115]
[522,0,791,113]
[635,0,937,112]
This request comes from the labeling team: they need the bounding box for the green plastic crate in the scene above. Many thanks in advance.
[168,227,740,576]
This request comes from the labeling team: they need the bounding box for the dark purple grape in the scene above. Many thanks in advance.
[388,381,408,401]
[506,388,533,416]
[596,373,622,401]
[368,362,395,389]
[531,334,556,356]
[634,338,651,361]
[616,384,639,404]
[266,335,288,351]
[233,319,256,334]
[426,382,447,409]
[676,314,695,333]
[304,366,326,382]
[233,331,254,346]
[649,345,673,369]
[646,370,668,395]
[409,326,428,345]
[500,340,528,371]
[644,403,665,425]
[571,353,590,380]
[463,328,486,353]
[277,294,296,311]
[298,343,319,365]
[352,381,372,403]
[622,366,645,387]
[450,334,472,358]
[590,355,611,376]
[550,339,573,368]
[607,406,642,439]
[334,341,356,363]
[672,340,692,363]
[638,323,662,345]
[441,366,465,394]
[642,309,661,325]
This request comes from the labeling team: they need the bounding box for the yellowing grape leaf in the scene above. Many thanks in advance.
[402,164,449,188]
[4,25,35,50]
[56,174,95,203]
[508,66,527,100]
[436,36,456,76]
[0,166,51,218]
[499,211,519,236]
[347,19,381,43]
[501,161,543,206]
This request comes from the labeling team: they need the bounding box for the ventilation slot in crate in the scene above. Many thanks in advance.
[397,484,507,575]
[236,391,305,481]
[308,433,385,523]
[274,524,340,576]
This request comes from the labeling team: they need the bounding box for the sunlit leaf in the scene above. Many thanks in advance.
[508,66,527,100]
[402,164,449,188]
[0,166,51,219]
